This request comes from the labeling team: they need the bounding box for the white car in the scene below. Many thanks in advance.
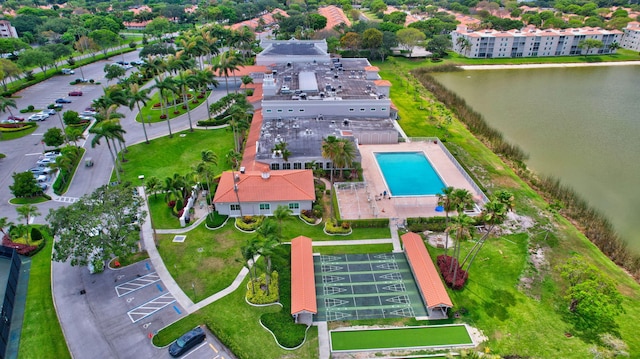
[33,174,47,182]
[37,158,56,167]
[43,151,62,159]
[80,110,97,117]
[28,113,47,122]
[61,68,75,75]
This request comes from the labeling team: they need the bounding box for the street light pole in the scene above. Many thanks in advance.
[56,111,69,145]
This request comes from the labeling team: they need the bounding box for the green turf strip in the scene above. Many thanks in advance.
[330,325,472,351]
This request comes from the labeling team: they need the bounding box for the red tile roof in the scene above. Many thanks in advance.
[374,79,391,87]
[318,5,351,30]
[213,169,315,203]
[291,236,317,315]
[401,232,453,309]
[241,109,270,172]
[212,65,269,78]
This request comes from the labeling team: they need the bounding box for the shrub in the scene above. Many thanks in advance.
[175,198,184,211]
[235,216,264,231]
[437,255,468,289]
[167,200,176,208]
[246,272,279,304]
[206,211,228,228]
[30,227,43,242]
[407,216,447,232]
[27,105,34,111]
[325,220,351,234]
[338,218,388,228]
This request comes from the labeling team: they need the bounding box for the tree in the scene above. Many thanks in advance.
[104,64,126,83]
[10,172,42,198]
[426,35,451,59]
[560,257,624,332]
[0,217,14,238]
[144,17,173,40]
[273,205,292,236]
[89,29,120,56]
[240,237,261,295]
[16,204,40,245]
[43,127,65,148]
[145,176,162,200]
[445,213,475,288]
[0,59,21,91]
[153,75,176,137]
[456,37,472,57]
[90,120,123,183]
[461,199,507,272]
[362,28,383,60]
[437,186,455,257]
[578,39,604,57]
[255,219,280,296]
[308,14,328,30]
[0,97,17,117]
[396,28,426,58]
[127,83,151,144]
[18,48,54,76]
[340,32,361,52]
[213,50,243,94]
[48,184,146,268]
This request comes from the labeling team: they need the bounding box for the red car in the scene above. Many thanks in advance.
[68,91,83,96]
[7,115,24,122]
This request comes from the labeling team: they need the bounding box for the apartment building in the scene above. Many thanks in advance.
[620,22,640,52]
[451,25,623,58]
[0,20,18,38]
[247,39,398,171]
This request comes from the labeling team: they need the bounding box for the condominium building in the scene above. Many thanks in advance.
[451,25,623,58]
[0,20,18,38]
[620,22,640,52]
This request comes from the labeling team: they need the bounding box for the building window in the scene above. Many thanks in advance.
[277,109,283,113]
[271,163,279,170]
[289,203,299,210]
[294,162,302,169]
[282,162,291,169]
[349,108,355,112]
[231,204,240,211]
[260,203,270,210]
[370,108,376,111]
[288,109,294,112]
[266,109,272,113]
[381,107,387,111]
[299,109,305,112]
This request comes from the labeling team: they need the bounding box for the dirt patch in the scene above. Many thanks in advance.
[497,211,536,236]
[201,256,225,272]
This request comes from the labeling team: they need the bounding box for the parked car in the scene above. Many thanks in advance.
[75,78,89,83]
[168,326,205,357]
[68,91,83,96]
[130,60,144,66]
[43,151,62,159]
[61,68,75,75]
[80,110,97,117]
[37,158,56,167]
[7,115,24,122]
[42,109,56,116]
[30,167,52,175]
[39,183,48,191]
[28,113,47,122]
[55,98,72,104]
[33,174,47,182]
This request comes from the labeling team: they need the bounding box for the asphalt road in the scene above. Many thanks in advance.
[1,51,236,359]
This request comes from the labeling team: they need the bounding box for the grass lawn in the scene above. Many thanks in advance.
[374,57,640,357]
[152,275,319,359]
[138,89,210,123]
[9,196,50,204]
[330,324,472,351]
[18,229,70,359]
[116,128,234,184]
[0,125,38,141]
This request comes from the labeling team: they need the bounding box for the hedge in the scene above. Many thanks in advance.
[407,216,448,232]
[246,272,279,304]
[235,216,264,231]
[337,218,388,228]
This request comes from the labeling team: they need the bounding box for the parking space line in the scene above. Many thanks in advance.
[156,283,163,292]
[115,272,160,297]
[173,305,181,314]
[209,343,218,353]
[126,292,175,323]
[181,341,208,358]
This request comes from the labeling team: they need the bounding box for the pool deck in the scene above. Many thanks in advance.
[337,141,483,220]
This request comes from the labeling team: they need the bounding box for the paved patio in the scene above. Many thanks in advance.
[336,141,484,220]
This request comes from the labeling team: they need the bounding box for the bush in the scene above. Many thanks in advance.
[338,218,388,228]
[246,272,279,304]
[28,105,34,111]
[167,200,176,208]
[235,216,264,231]
[407,216,447,232]
[30,227,43,242]
[325,219,351,234]
[437,255,468,289]
[206,211,228,228]
[300,211,316,224]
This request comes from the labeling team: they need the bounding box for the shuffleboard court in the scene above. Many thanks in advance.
[330,324,474,351]
[315,253,428,321]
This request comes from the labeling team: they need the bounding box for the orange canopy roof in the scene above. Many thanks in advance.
[213,170,315,204]
[211,65,268,78]
[290,236,317,315]
[401,232,453,309]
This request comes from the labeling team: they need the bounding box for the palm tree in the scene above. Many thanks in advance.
[127,83,152,144]
[212,49,243,94]
[175,70,195,131]
[16,204,40,245]
[197,68,218,118]
[240,237,261,295]
[437,186,455,257]
[227,103,252,152]
[0,217,14,239]
[0,97,17,117]
[154,75,176,138]
[53,155,74,186]
[273,205,292,237]
[451,188,474,214]
[462,200,507,273]
[226,149,242,169]
[101,119,127,163]
[333,139,356,180]
[90,121,122,183]
[321,136,340,217]
[446,213,474,288]
[66,127,85,146]
[145,176,161,200]
[199,150,218,211]
[255,219,280,296]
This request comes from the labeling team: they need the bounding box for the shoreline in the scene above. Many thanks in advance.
[460,60,640,70]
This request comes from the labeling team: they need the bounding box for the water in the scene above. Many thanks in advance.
[375,152,445,196]
[433,65,640,251]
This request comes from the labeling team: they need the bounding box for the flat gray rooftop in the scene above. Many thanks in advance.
[260,42,327,56]
[255,115,397,162]
[265,58,384,101]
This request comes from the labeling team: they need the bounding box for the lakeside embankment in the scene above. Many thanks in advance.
[460,60,640,70]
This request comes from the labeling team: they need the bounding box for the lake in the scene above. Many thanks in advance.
[433,65,640,251]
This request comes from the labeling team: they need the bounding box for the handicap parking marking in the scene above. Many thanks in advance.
[115,272,160,297]
[127,292,176,323]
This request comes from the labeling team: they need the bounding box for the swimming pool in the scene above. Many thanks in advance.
[374,152,446,196]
